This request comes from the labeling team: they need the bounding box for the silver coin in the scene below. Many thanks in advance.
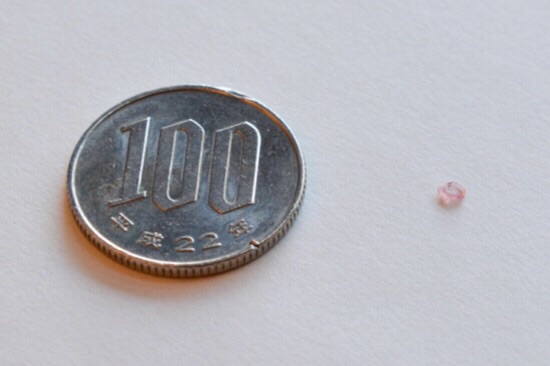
[68,86,306,277]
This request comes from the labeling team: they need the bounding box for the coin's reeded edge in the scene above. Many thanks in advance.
[67,85,306,278]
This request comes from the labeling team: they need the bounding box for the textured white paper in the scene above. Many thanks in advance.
[1,1,549,364]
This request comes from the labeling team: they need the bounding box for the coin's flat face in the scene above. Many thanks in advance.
[68,86,305,277]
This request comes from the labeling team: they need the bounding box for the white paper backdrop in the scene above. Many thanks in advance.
[1,1,549,364]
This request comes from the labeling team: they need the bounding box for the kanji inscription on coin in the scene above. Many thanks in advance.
[68,86,305,277]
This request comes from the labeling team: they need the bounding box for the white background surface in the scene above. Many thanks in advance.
[1,1,549,364]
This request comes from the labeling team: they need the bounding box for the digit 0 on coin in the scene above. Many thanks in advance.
[68,86,305,277]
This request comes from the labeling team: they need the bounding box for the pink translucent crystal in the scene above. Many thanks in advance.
[438,182,466,205]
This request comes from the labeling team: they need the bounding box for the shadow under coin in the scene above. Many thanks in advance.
[60,187,246,299]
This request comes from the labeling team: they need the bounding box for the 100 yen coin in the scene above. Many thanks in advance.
[67,86,305,277]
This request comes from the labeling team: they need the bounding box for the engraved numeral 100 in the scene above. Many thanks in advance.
[109,118,261,213]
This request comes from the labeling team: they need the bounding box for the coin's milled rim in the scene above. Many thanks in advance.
[67,85,306,277]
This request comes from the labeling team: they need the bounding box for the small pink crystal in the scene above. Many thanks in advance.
[438,182,466,205]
